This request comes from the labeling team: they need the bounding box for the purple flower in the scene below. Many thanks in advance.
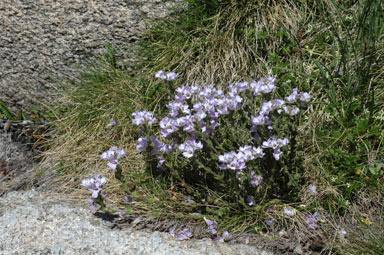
[108,118,117,127]
[118,210,126,218]
[81,175,107,210]
[124,196,133,202]
[155,70,166,79]
[170,227,193,240]
[100,146,126,170]
[308,184,318,194]
[286,88,299,103]
[246,196,255,206]
[184,198,194,204]
[334,67,343,75]
[265,219,274,225]
[284,207,295,217]
[178,139,203,158]
[278,229,287,237]
[214,231,233,242]
[298,92,311,103]
[251,114,272,126]
[132,110,157,125]
[273,148,283,160]
[166,72,180,81]
[107,160,119,170]
[204,218,218,234]
[250,172,263,187]
[136,137,149,152]
[251,77,277,95]
[306,214,318,230]
[283,106,300,116]
[339,228,347,236]
[81,174,107,196]
[155,70,179,81]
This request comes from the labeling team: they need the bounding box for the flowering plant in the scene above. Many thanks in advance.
[133,71,310,205]
[81,174,108,211]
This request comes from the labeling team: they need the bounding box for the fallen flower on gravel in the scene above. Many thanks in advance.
[204,218,218,234]
[169,227,193,240]
[214,231,233,242]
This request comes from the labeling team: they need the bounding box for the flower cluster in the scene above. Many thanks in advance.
[132,110,157,126]
[218,145,264,171]
[100,146,126,170]
[169,227,193,241]
[133,73,311,209]
[155,70,180,81]
[81,174,107,211]
[261,137,289,160]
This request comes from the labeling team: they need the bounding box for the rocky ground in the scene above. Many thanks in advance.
[0,0,182,114]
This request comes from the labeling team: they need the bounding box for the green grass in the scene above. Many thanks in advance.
[40,0,384,253]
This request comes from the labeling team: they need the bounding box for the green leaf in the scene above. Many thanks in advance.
[0,99,15,120]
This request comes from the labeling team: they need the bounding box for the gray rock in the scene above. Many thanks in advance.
[0,0,184,114]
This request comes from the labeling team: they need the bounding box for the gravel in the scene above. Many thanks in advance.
[0,190,274,255]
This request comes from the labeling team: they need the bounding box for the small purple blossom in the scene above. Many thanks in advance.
[136,137,149,152]
[333,67,343,75]
[246,196,255,206]
[204,218,218,234]
[81,174,107,198]
[81,174,107,210]
[118,210,125,218]
[261,137,289,161]
[100,146,126,170]
[155,70,180,81]
[184,198,194,204]
[286,88,299,103]
[250,172,263,187]
[265,219,274,225]
[170,227,193,240]
[124,196,133,202]
[178,139,203,158]
[284,207,296,217]
[132,110,157,126]
[339,228,347,236]
[278,229,287,237]
[108,118,117,127]
[298,92,311,103]
[250,77,277,95]
[283,106,300,116]
[308,184,318,194]
[214,231,233,242]
[306,212,320,230]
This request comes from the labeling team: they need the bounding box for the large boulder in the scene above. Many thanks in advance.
[0,0,182,114]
